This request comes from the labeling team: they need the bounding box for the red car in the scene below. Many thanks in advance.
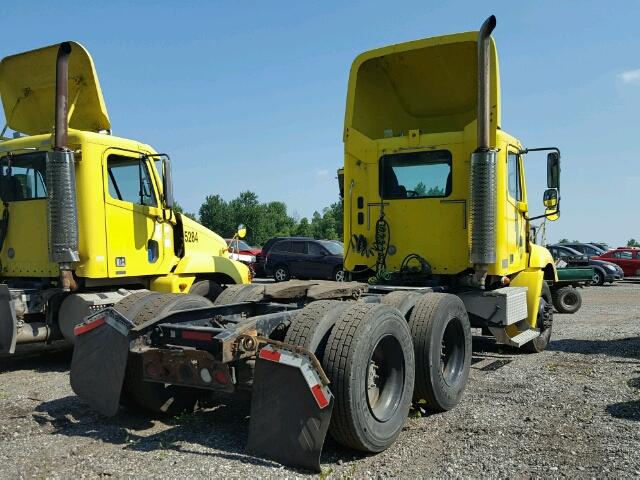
[592,248,640,277]
[224,239,261,258]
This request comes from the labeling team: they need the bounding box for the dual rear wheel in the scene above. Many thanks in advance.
[284,292,472,453]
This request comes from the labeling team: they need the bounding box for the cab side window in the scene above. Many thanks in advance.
[507,152,522,201]
[107,155,157,207]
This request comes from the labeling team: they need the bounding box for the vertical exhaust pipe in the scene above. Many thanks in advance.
[469,16,497,287]
[48,42,79,291]
[476,15,496,151]
[54,42,72,150]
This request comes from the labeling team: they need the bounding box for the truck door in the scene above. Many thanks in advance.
[506,149,527,271]
[103,150,169,277]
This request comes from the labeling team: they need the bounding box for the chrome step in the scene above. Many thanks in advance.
[488,326,540,347]
[508,329,540,347]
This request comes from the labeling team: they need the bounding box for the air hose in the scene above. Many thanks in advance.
[368,214,391,284]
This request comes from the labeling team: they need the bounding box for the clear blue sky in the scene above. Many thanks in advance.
[2,1,638,247]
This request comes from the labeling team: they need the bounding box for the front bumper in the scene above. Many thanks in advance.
[604,272,623,282]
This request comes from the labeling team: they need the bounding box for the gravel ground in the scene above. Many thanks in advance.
[1,281,639,479]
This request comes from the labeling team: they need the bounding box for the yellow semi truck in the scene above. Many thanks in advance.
[0,42,249,354]
[62,15,560,471]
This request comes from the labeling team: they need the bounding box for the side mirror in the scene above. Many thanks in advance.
[543,188,560,221]
[237,224,247,239]
[547,152,560,190]
[162,157,174,209]
[337,168,344,199]
[543,188,558,208]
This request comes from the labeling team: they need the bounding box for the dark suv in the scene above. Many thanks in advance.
[263,238,344,282]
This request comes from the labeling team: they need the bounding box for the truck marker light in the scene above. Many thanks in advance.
[182,330,212,342]
[74,314,106,336]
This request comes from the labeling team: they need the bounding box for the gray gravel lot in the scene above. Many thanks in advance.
[1,282,639,479]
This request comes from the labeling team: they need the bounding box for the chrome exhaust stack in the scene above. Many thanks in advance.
[47,42,79,291]
[469,16,497,288]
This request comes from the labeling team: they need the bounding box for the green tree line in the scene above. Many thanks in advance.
[178,191,343,247]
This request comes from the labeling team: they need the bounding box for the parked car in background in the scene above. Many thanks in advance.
[592,247,640,277]
[224,239,261,258]
[224,238,261,276]
[589,242,610,252]
[548,244,623,285]
[256,236,313,277]
[561,243,605,257]
[263,237,344,282]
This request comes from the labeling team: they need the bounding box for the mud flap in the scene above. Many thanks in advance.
[247,345,333,472]
[0,285,17,354]
[70,308,133,417]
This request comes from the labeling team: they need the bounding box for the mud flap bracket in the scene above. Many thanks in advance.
[247,344,333,472]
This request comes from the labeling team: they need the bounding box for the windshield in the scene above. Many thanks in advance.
[320,240,344,255]
[227,239,251,250]
[560,246,583,256]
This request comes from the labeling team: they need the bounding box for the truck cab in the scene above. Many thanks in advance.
[0,42,248,353]
[341,19,561,349]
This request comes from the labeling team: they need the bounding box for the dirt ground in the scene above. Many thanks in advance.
[1,281,639,479]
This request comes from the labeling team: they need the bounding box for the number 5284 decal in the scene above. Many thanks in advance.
[184,230,199,243]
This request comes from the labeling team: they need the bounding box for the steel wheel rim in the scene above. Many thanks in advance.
[441,317,465,386]
[564,291,578,306]
[366,334,405,422]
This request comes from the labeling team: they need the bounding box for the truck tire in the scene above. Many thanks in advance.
[189,280,223,303]
[116,292,214,416]
[283,300,350,359]
[213,284,265,305]
[552,286,582,314]
[322,303,415,452]
[523,283,553,353]
[408,293,471,412]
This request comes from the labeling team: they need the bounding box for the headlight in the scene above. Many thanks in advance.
[604,264,616,272]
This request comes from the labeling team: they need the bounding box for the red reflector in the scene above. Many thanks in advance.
[181,330,212,342]
[311,384,329,409]
[259,348,281,362]
[74,317,106,336]
[214,370,229,385]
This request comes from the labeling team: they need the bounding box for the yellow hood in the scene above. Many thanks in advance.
[0,41,110,135]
